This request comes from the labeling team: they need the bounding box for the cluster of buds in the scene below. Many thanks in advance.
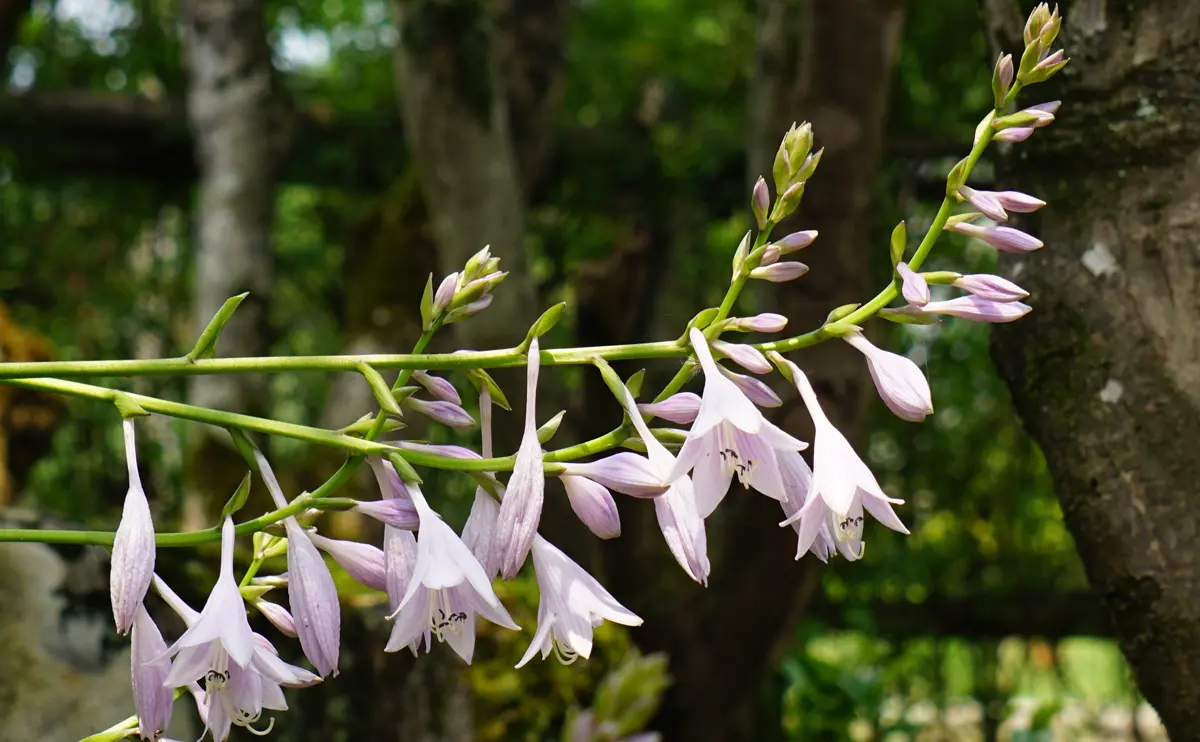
[751,122,823,232]
[425,245,507,329]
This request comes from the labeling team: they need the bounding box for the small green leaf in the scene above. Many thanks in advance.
[186,292,249,361]
[239,584,272,602]
[537,410,566,444]
[890,221,907,266]
[625,369,646,399]
[228,428,264,476]
[825,303,860,324]
[879,307,940,325]
[525,303,567,347]
[466,368,511,411]
[386,450,422,484]
[592,357,629,406]
[419,273,434,330]
[820,322,862,338]
[112,392,149,419]
[945,156,970,196]
[359,363,402,417]
[339,414,406,438]
[220,472,253,520]
[685,307,720,336]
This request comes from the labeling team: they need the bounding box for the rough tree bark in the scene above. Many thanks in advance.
[985,0,1200,736]
[179,0,286,519]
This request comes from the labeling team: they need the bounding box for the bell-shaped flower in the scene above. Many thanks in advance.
[560,475,621,539]
[111,419,155,634]
[843,334,933,422]
[255,449,340,677]
[637,392,701,425]
[494,339,545,579]
[368,455,425,646]
[619,386,709,584]
[131,605,173,740]
[516,536,641,667]
[773,358,909,560]
[386,483,518,662]
[669,328,808,517]
[558,452,666,498]
[896,262,930,307]
[412,370,462,405]
[775,450,834,562]
[309,533,387,592]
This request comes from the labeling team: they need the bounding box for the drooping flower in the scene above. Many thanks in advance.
[668,328,808,517]
[775,449,835,563]
[386,483,518,663]
[367,455,424,650]
[637,392,702,425]
[255,449,340,678]
[130,605,173,740]
[460,388,503,578]
[309,533,387,592]
[619,387,709,584]
[111,419,155,635]
[896,262,930,307]
[772,357,910,561]
[843,333,933,422]
[493,339,545,579]
[559,474,621,539]
[516,536,641,667]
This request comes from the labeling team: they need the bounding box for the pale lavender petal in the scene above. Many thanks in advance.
[253,600,297,638]
[948,221,1043,253]
[494,340,545,580]
[689,328,765,434]
[412,370,463,405]
[750,261,809,282]
[560,475,621,539]
[284,518,341,677]
[952,274,1029,302]
[654,479,709,585]
[405,398,476,429]
[637,392,702,425]
[461,488,501,579]
[862,490,910,535]
[844,334,933,422]
[729,313,788,333]
[994,126,1034,142]
[958,186,1008,222]
[433,272,458,313]
[1027,100,1061,117]
[162,643,212,688]
[993,190,1045,213]
[921,296,1032,323]
[718,366,782,407]
[131,605,173,740]
[561,452,666,498]
[896,262,930,307]
[309,532,387,592]
[111,419,155,635]
[773,229,817,253]
[712,340,773,374]
[393,441,482,460]
[353,497,419,530]
[383,526,418,613]
[692,437,733,518]
[732,428,786,501]
[166,518,254,668]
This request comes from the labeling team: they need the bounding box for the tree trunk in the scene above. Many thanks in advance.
[986,0,1200,736]
[179,0,284,520]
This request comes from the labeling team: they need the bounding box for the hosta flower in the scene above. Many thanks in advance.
[712,339,772,374]
[719,366,782,407]
[367,455,425,653]
[916,295,1032,323]
[387,482,518,663]
[412,370,462,405]
[896,262,930,307]
[619,386,709,584]
[516,536,641,666]
[947,221,1043,253]
[843,333,933,422]
[952,274,1029,302]
[309,533,387,592]
[775,450,834,562]
[130,605,173,740]
[773,357,909,560]
[255,449,341,677]
[461,388,503,577]
[111,419,155,634]
[404,397,476,429]
[559,474,621,539]
[494,339,545,579]
[669,328,808,517]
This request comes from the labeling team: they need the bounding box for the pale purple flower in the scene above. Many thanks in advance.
[559,452,666,498]
[386,483,518,663]
[394,441,482,460]
[1033,49,1065,73]
[896,262,930,307]
[404,397,476,429]
[111,419,155,635]
[775,450,835,563]
[751,177,769,227]
[947,221,1043,253]
[992,190,1046,213]
[432,272,459,314]
[844,334,933,423]
[1027,100,1061,120]
[669,328,808,518]
[750,261,809,282]
[352,497,419,530]
[637,392,701,425]
[760,245,781,265]
[253,599,297,638]
[309,533,387,592]
[995,53,1014,90]
[368,455,425,652]
[461,389,502,579]
[774,359,909,561]
[953,274,1029,302]
[412,370,462,405]
[958,186,1008,222]
[918,295,1032,323]
[994,127,1034,142]
[772,230,817,253]
[494,339,545,580]
[255,450,341,678]
[516,536,641,667]
[713,339,772,374]
[560,475,621,539]
[620,387,709,584]
[718,365,782,408]
[131,605,173,740]
[728,313,788,333]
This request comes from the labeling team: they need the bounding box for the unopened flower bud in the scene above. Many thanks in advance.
[845,334,933,422]
[785,122,814,171]
[433,273,459,314]
[751,177,770,229]
[750,261,809,283]
[993,190,1046,213]
[958,186,1008,222]
[731,230,752,279]
[993,53,1014,107]
[1024,3,1052,47]
[712,339,772,374]
[637,392,702,425]
[1027,100,1061,117]
[412,370,462,405]
[729,313,788,333]
[1026,50,1068,83]
[953,274,1029,302]
[560,475,621,539]
[772,144,792,193]
[994,126,1034,142]
[896,262,930,307]
[462,245,491,281]
[717,366,782,407]
[560,452,667,498]
[353,497,420,530]
[769,181,805,221]
[253,599,298,637]
[404,397,477,429]
[919,295,1032,323]
[947,221,1043,253]
[760,245,780,265]
[794,148,823,183]
[773,229,818,253]
[445,293,493,323]
[309,533,387,591]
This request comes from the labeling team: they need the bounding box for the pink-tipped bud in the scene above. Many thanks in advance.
[309,533,387,592]
[637,392,701,425]
[844,334,933,422]
[993,190,1046,213]
[718,366,782,407]
[959,186,1008,222]
[433,272,459,314]
[560,452,667,498]
[729,313,788,333]
[353,497,419,530]
[1027,100,1061,117]
[404,397,476,429]
[896,262,930,307]
[947,221,1043,253]
[560,475,621,539]
[412,370,462,405]
[920,295,1032,323]
[994,127,1034,142]
[773,229,818,253]
[750,261,809,282]
[751,177,770,229]
[712,339,773,374]
[952,274,1029,302]
[760,245,780,265]
[254,599,299,638]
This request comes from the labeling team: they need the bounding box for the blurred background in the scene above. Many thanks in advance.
[0,1,1173,740]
